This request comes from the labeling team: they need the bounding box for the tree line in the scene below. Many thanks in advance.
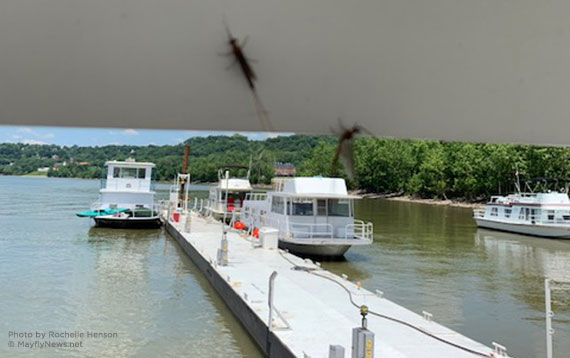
[2,134,570,201]
[300,138,570,200]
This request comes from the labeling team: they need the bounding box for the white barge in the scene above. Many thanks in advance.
[473,191,570,239]
[241,177,373,257]
[164,208,508,358]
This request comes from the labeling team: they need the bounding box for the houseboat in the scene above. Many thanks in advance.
[76,159,162,228]
[241,177,373,257]
[205,165,253,220]
[473,191,570,239]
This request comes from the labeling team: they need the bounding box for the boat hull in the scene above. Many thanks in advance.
[278,237,371,258]
[475,218,570,239]
[278,241,351,258]
[93,216,162,229]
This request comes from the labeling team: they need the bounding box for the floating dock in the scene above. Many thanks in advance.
[165,211,506,358]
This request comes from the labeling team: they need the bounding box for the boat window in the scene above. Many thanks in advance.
[271,196,285,214]
[121,168,137,178]
[137,168,146,179]
[317,200,327,216]
[490,207,498,216]
[113,167,120,178]
[292,198,314,216]
[519,209,525,220]
[548,210,555,221]
[504,208,512,218]
[328,199,350,217]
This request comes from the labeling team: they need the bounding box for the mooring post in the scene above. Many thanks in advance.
[217,229,228,266]
[184,213,191,233]
[545,278,554,358]
[268,271,278,332]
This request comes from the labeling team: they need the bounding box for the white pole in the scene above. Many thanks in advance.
[268,271,278,332]
[545,278,553,358]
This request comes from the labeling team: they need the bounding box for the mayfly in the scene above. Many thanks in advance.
[223,23,257,90]
[221,19,273,131]
[333,121,372,180]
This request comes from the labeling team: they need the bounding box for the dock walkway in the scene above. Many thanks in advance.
[166,212,502,358]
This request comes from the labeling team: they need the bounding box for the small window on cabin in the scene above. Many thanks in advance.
[490,207,498,216]
[504,208,512,218]
[548,210,555,221]
[519,210,525,219]
[328,199,350,217]
[271,196,284,214]
[113,168,120,178]
[292,198,314,216]
[317,200,327,216]
[137,168,146,179]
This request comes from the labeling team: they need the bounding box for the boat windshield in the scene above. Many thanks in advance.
[328,199,350,217]
[291,198,313,216]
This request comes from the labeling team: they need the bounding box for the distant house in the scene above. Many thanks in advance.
[51,155,59,160]
[275,162,296,177]
[77,162,90,166]
[37,167,50,172]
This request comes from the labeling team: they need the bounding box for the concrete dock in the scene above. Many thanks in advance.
[166,211,506,358]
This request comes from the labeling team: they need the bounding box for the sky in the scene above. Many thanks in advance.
[0,125,287,147]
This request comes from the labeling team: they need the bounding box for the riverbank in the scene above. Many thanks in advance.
[353,191,485,209]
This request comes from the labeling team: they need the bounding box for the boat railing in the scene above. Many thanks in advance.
[345,220,374,242]
[473,209,485,218]
[261,216,373,241]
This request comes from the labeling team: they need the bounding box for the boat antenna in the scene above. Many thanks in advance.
[514,166,521,194]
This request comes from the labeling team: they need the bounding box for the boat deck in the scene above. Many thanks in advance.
[166,212,505,358]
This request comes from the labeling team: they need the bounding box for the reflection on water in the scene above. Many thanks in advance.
[323,199,570,358]
[0,177,261,358]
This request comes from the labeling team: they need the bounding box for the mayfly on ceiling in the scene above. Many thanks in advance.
[221,18,273,131]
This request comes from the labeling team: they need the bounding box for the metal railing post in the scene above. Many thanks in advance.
[545,278,554,358]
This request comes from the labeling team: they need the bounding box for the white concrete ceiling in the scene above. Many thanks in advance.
[1,0,569,145]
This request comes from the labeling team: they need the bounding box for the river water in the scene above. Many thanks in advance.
[1,177,568,358]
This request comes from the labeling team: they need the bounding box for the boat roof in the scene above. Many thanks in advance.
[217,178,252,191]
[275,177,361,199]
[105,160,156,168]
[491,191,570,205]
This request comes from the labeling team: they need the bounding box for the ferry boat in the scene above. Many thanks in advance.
[241,177,373,257]
[205,165,253,220]
[473,191,570,239]
[76,159,162,228]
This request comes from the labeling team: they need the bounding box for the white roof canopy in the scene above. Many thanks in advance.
[2,0,570,145]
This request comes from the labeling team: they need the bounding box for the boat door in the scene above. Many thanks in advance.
[315,199,329,237]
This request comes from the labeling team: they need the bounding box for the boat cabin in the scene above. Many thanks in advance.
[98,159,156,211]
[243,177,370,240]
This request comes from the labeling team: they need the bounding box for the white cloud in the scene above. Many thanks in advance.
[123,129,139,136]
[21,139,48,145]
[108,128,139,136]
[16,127,55,140]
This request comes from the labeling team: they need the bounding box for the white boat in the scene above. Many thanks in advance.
[205,165,253,220]
[473,191,570,239]
[241,177,373,257]
[76,159,161,228]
